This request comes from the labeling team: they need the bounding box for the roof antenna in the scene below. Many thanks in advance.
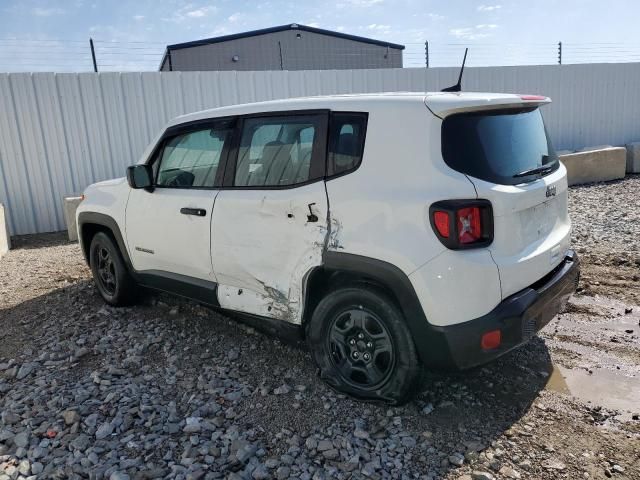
[441,48,468,92]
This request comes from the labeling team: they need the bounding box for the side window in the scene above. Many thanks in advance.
[328,113,368,177]
[156,126,232,188]
[234,115,323,187]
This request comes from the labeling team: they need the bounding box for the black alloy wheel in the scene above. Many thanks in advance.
[327,307,395,390]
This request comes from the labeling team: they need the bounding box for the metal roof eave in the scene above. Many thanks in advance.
[166,23,406,52]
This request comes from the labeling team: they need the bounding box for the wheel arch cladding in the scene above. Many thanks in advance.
[77,212,132,269]
[309,251,453,367]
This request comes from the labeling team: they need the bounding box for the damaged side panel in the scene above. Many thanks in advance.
[210,183,330,324]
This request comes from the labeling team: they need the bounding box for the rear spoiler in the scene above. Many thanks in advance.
[425,93,551,119]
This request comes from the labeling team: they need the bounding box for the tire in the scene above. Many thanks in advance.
[306,286,422,405]
[89,231,137,306]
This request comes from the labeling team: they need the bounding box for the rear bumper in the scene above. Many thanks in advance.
[418,250,580,370]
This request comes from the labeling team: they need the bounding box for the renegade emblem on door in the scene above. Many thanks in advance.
[546,185,557,197]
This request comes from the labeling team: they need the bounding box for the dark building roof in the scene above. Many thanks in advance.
[160,23,405,71]
[166,23,405,51]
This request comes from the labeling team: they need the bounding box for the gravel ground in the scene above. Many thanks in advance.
[1,178,639,480]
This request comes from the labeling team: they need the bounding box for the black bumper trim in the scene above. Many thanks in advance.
[418,250,580,370]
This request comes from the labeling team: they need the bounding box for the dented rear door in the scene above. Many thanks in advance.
[210,112,329,323]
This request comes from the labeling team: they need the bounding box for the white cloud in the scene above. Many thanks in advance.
[477,4,501,11]
[133,15,145,21]
[185,7,210,18]
[428,13,445,20]
[32,7,65,16]
[163,4,218,23]
[476,24,498,29]
[449,27,490,40]
[227,12,243,23]
[337,0,383,8]
[366,24,391,34]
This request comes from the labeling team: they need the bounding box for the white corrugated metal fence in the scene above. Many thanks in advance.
[1,63,639,235]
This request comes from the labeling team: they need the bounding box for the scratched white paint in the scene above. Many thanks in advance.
[211,184,329,324]
[2,63,640,235]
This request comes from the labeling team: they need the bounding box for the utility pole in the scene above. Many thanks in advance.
[425,41,429,68]
[89,38,98,72]
[557,41,562,65]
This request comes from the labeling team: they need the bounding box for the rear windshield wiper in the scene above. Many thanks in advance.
[513,161,557,178]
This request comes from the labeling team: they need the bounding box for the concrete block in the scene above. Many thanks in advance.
[577,145,612,152]
[560,147,626,186]
[625,142,640,173]
[0,203,10,259]
[63,196,83,242]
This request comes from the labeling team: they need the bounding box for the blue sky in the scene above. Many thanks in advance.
[0,0,639,71]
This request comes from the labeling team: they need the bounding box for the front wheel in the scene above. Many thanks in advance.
[89,231,137,306]
[306,287,422,404]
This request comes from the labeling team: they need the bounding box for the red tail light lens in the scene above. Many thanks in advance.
[430,200,493,250]
[433,211,450,238]
[457,207,482,244]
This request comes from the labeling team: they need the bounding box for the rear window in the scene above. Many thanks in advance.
[442,107,558,185]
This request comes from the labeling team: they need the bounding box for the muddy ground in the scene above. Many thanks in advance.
[0,177,639,480]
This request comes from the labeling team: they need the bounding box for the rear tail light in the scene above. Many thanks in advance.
[429,200,493,249]
[433,211,450,238]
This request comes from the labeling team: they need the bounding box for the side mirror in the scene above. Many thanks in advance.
[126,164,153,190]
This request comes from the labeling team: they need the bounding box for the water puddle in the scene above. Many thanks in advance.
[546,365,640,420]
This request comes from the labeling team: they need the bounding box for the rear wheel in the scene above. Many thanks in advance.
[306,287,422,404]
[89,232,137,306]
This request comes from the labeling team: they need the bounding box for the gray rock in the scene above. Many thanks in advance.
[1,411,20,425]
[74,347,90,359]
[62,410,80,425]
[95,422,114,439]
[317,440,333,452]
[71,434,90,451]
[472,472,495,480]
[275,466,291,480]
[498,466,521,479]
[236,443,257,463]
[252,464,269,480]
[13,431,30,448]
[449,453,465,467]
[109,472,130,480]
[17,459,30,475]
[31,462,43,475]
[362,461,378,476]
[323,449,339,460]
[16,363,35,380]
[183,417,202,433]
[30,446,46,459]
[401,436,416,448]
[273,384,291,395]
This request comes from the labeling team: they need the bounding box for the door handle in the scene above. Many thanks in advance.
[307,203,319,223]
[180,207,206,216]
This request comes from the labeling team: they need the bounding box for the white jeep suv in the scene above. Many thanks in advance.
[77,92,580,404]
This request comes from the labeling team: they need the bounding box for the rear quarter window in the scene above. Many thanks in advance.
[327,112,368,177]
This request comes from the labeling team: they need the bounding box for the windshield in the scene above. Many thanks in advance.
[441,107,558,185]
